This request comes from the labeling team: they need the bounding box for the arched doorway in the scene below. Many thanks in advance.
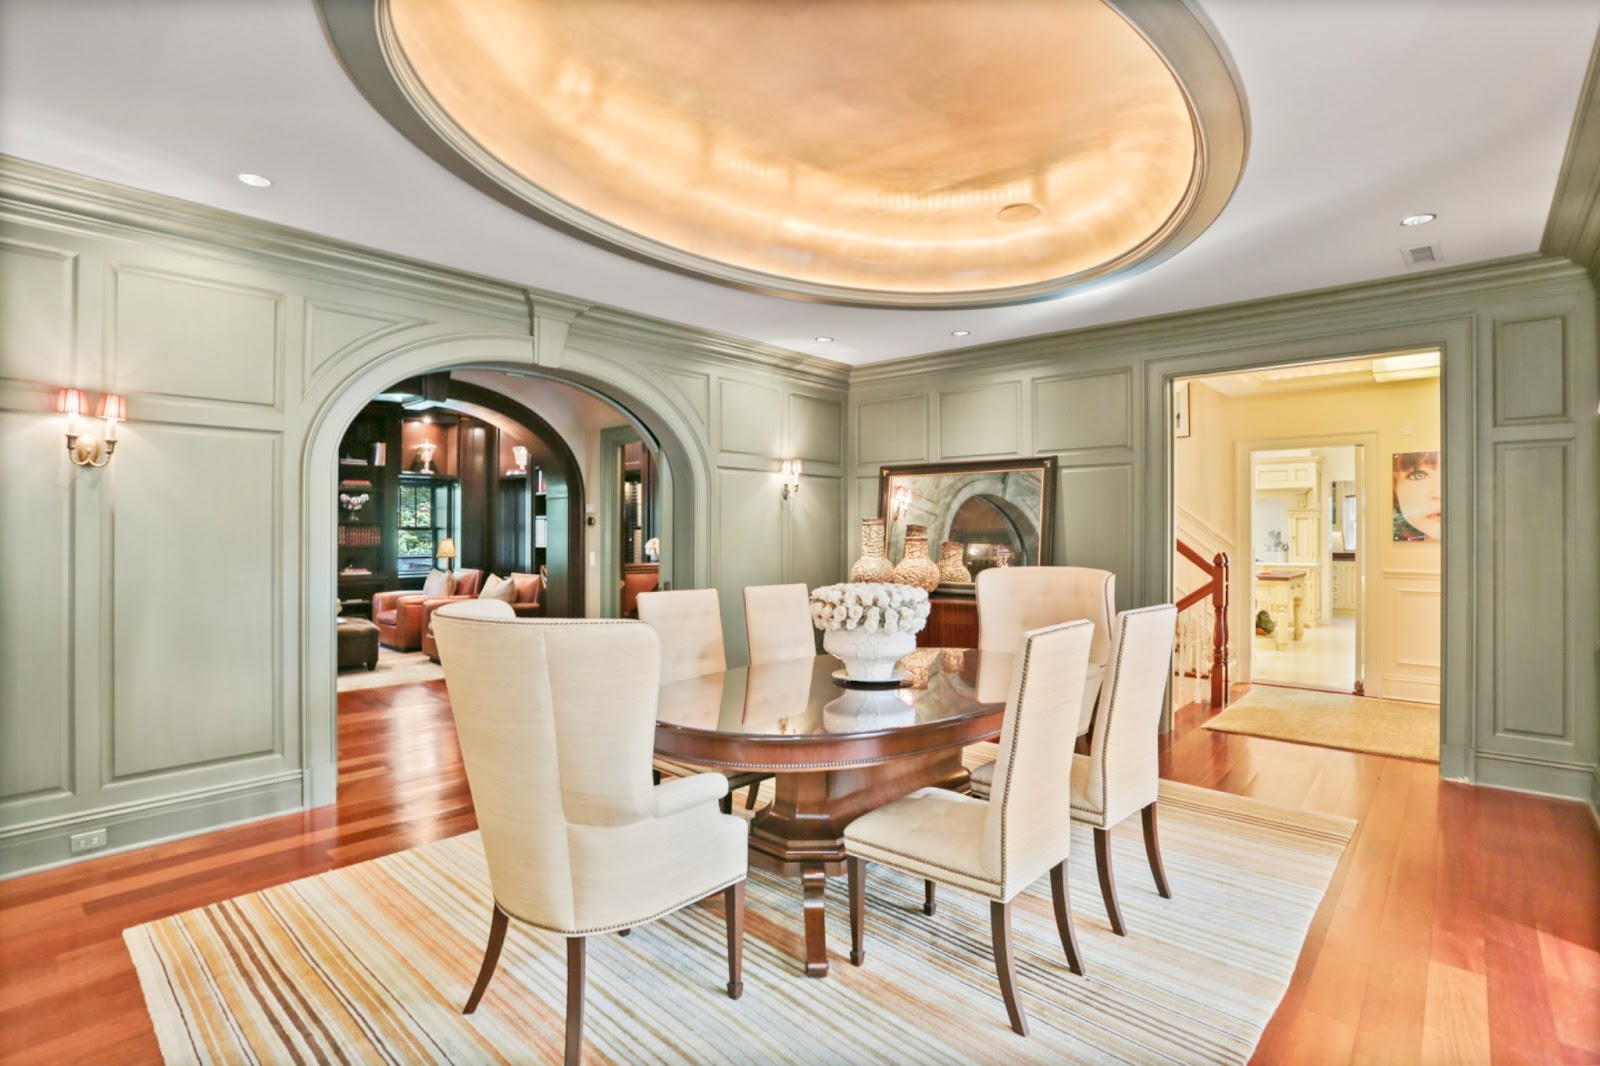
[300,333,711,807]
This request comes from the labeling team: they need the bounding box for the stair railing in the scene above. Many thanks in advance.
[1175,539,1230,708]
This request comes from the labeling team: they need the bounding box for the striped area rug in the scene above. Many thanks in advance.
[125,767,1352,1065]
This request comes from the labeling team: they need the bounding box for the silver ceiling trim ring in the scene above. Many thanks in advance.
[317,0,1249,310]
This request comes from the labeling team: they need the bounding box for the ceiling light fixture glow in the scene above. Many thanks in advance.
[815,336,833,343]
[1371,351,1441,382]
[1400,213,1436,226]
[237,173,273,188]
[951,330,971,337]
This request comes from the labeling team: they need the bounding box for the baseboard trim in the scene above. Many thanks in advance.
[1590,766,1600,827]
[1471,751,1597,805]
[0,772,303,879]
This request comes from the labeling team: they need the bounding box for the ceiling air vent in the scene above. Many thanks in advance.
[1399,242,1443,268]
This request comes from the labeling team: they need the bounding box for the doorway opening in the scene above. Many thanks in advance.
[1170,349,1443,761]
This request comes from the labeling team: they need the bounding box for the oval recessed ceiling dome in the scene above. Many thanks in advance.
[320,0,1248,308]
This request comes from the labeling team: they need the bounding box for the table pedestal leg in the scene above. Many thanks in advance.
[747,751,970,977]
[800,864,829,977]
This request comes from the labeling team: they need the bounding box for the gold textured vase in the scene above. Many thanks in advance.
[849,518,895,583]
[937,541,973,584]
[892,534,941,592]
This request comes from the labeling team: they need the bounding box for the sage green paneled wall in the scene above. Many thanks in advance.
[848,257,1599,810]
[0,160,846,875]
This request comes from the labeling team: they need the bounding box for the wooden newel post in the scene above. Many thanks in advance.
[1210,552,1229,708]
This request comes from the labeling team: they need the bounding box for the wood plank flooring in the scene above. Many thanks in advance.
[2,680,1596,1064]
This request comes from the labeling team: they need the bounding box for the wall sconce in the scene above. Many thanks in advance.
[890,484,912,522]
[58,388,126,467]
[511,444,529,473]
[781,459,802,499]
[436,537,456,571]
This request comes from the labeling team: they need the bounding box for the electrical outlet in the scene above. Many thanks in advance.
[69,828,108,854]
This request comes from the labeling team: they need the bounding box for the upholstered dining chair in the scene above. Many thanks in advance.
[431,601,749,1066]
[843,620,1095,1037]
[743,583,816,665]
[976,565,1115,737]
[1068,603,1179,936]
[637,588,771,811]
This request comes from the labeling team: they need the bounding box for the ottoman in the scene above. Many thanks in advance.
[337,617,380,671]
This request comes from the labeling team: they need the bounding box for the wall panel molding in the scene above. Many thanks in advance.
[0,238,77,386]
[107,264,284,409]
[1493,315,1569,425]
[109,424,282,781]
[1034,368,1133,453]
[938,382,1022,459]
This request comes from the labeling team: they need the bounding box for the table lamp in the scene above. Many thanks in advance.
[437,538,456,571]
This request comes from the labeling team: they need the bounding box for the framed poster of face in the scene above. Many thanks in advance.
[1392,450,1441,542]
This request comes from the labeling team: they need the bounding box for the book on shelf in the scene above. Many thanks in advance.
[371,442,387,465]
[340,478,373,487]
[339,457,369,466]
[337,526,381,546]
[340,566,373,576]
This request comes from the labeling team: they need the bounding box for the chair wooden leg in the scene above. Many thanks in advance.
[1049,862,1086,976]
[990,900,1029,1036]
[565,937,586,1066]
[462,904,508,1013]
[1094,827,1126,936]
[724,881,745,1000]
[1141,803,1172,899]
[744,783,761,810]
[719,794,733,815]
[924,879,936,916]
[617,928,630,936]
[847,856,867,966]
[652,768,662,785]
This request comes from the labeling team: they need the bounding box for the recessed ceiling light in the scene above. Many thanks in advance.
[815,336,834,343]
[951,330,971,337]
[1400,213,1436,226]
[237,172,273,188]
[996,203,1042,223]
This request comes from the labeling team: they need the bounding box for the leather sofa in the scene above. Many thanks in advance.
[424,572,543,662]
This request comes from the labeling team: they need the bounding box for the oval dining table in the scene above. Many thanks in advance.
[654,646,1016,977]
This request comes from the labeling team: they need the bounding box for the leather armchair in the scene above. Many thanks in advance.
[510,572,544,618]
[372,590,429,650]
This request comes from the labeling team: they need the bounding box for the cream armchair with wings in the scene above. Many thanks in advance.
[431,600,749,1066]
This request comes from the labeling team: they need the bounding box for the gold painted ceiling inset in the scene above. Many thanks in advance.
[344,0,1248,308]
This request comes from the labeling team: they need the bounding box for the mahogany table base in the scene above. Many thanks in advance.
[746,749,969,976]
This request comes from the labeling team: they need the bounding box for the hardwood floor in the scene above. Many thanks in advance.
[2,680,1596,1064]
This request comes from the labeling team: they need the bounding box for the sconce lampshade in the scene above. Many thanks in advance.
[57,388,87,416]
[436,538,457,560]
[96,393,127,421]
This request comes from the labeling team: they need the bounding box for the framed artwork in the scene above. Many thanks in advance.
[878,457,1058,596]
[1392,450,1441,542]
[1173,380,1191,438]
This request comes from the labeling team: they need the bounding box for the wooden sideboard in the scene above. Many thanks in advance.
[918,595,978,648]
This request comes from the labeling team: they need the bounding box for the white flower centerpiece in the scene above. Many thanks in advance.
[809,582,931,682]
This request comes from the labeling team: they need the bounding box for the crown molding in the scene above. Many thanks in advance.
[0,154,526,320]
[850,254,1592,387]
[0,154,850,387]
[570,307,852,389]
[1542,32,1600,281]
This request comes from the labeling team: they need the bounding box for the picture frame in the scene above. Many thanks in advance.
[1173,380,1192,438]
[878,456,1058,597]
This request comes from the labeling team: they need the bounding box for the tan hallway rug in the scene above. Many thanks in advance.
[125,779,1353,1065]
[1203,685,1440,762]
[337,649,445,692]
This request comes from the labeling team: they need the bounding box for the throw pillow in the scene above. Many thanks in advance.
[480,573,516,603]
[422,568,453,597]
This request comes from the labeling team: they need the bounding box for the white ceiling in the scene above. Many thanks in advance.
[2,0,1595,366]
